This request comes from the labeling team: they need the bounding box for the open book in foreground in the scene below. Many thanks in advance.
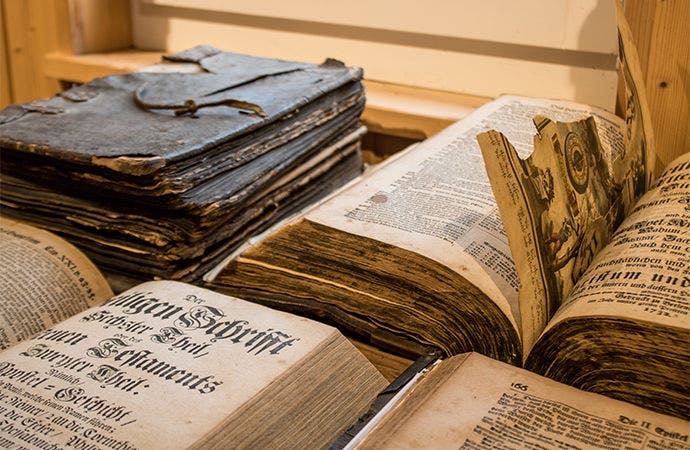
[205,10,689,420]
[340,352,690,449]
[206,97,689,420]
[0,218,386,448]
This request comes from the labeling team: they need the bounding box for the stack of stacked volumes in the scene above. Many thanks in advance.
[0,46,366,287]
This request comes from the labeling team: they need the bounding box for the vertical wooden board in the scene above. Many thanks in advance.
[0,0,12,107]
[68,0,132,54]
[624,0,656,76]
[644,0,690,171]
[626,0,690,172]
[3,0,70,103]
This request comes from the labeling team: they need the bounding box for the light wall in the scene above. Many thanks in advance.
[132,0,619,110]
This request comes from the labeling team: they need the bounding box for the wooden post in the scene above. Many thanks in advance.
[624,0,690,173]
[0,0,12,106]
[0,0,131,106]
[2,0,71,103]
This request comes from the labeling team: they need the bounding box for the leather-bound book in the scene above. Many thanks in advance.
[0,46,366,286]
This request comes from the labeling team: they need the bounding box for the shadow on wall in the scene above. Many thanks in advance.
[572,0,619,113]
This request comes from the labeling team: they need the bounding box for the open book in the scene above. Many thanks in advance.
[342,352,690,449]
[206,97,688,418]
[205,9,689,420]
[0,218,386,448]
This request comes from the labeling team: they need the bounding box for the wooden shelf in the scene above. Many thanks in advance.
[43,50,163,83]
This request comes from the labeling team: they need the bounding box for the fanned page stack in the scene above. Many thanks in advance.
[0,45,365,288]
[205,95,623,365]
[0,218,387,448]
[207,96,690,419]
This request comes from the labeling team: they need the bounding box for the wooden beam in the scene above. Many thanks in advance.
[3,0,71,103]
[43,50,161,82]
[625,0,690,173]
[361,80,490,139]
[68,0,132,54]
[0,0,12,107]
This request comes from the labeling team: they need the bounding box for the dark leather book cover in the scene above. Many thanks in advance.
[0,45,362,176]
[0,46,366,284]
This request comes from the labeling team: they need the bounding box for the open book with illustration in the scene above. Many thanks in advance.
[0,218,386,448]
[205,7,689,420]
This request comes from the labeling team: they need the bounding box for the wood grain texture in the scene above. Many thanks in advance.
[0,0,12,107]
[3,0,70,102]
[2,0,132,104]
[625,0,690,173]
[68,0,132,53]
[43,49,161,82]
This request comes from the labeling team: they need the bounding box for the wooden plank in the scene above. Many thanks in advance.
[68,0,132,54]
[145,0,617,53]
[642,0,690,172]
[43,50,161,82]
[2,0,132,104]
[626,0,690,173]
[0,0,12,107]
[362,80,490,139]
[3,0,71,103]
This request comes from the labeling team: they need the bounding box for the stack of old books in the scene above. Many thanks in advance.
[0,46,366,288]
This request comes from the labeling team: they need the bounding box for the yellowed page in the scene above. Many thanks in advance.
[310,95,624,339]
[544,152,690,332]
[477,6,655,356]
[614,0,657,191]
[480,115,629,356]
[0,280,337,448]
[356,353,690,449]
[0,218,113,350]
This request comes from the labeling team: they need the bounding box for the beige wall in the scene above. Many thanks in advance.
[0,0,687,169]
[132,0,620,110]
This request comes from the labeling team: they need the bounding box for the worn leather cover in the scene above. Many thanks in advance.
[0,46,362,173]
[0,46,366,283]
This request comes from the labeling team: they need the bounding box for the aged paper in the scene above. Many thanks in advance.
[309,95,625,341]
[545,152,690,331]
[356,353,690,449]
[477,9,654,353]
[479,115,629,354]
[614,0,657,191]
[0,281,336,448]
[0,218,113,350]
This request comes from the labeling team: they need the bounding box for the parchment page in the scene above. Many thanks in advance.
[0,280,335,449]
[478,8,653,354]
[0,218,113,350]
[479,115,628,356]
[545,152,690,331]
[357,353,690,449]
[615,0,657,189]
[310,95,624,338]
